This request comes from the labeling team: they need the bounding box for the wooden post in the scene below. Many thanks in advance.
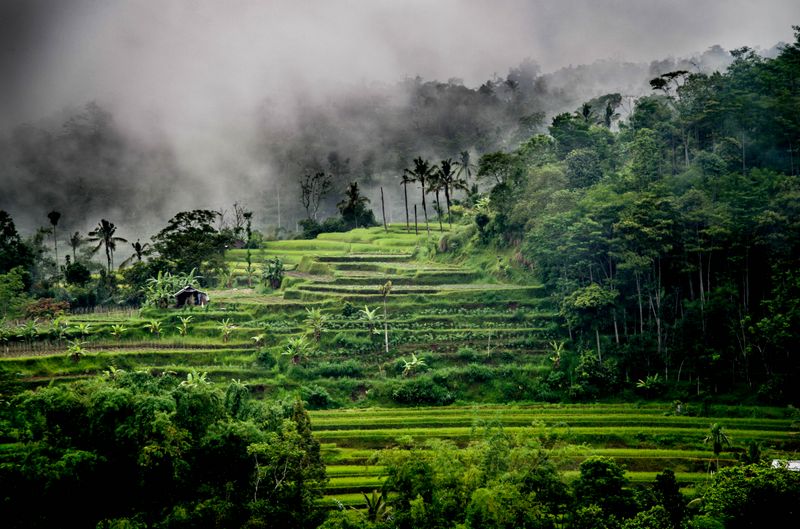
[380,186,387,232]
[414,204,418,235]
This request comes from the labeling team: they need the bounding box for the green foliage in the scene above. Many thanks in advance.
[262,257,285,289]
[0,378,327,528]
[699,464,800,529]
[151,209,230,280]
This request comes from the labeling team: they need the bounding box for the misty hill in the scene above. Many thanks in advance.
[0,44,763,238]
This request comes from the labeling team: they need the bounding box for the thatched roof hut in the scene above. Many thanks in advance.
[173,285,209,307]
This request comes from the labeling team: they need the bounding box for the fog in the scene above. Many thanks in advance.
[1,0,797,239]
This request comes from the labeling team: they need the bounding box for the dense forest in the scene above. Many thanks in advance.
[441,29,800,404]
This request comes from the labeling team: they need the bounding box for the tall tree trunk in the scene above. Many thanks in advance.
[420,181,430,237]
[414,204,418,235]
[403,183,410,233]
[635,272,644,335]
[434,189,443,232]
[595,326,602,362]
[444,184,452,227]
[380,187,387,233]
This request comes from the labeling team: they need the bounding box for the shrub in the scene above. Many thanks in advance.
[311,360,364,378]
[256,349,277,369]
[301,384,335,409]
[390,377,454,406]
[23,298,70,319]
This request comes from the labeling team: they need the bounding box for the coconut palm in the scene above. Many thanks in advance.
[400,173,414,233]
[426,169,445,232]
[69,231,84,261]
[87,219,127,272]
[47,211,61,274]
[120,239,150,268]
[436,158,459,225]
[455,150,477,184]
[403,157,435,236]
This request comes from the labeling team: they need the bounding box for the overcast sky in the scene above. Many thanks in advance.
[2,0,798,129]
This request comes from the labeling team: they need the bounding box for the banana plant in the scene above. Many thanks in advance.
[304,308,328,344]
[145,320,162,338]
[176,316,192,337]
[110,324,127,339]
[282,335,312,365]
[218,318,236,343]
[66,339,87,362]
[180,370,209,387]
[401,353,427,377]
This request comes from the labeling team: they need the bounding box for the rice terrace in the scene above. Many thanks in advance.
[2,2,800,529]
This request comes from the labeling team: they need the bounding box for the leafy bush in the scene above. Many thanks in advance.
[390,377,454,406]
[23,298,70,319]
[311,360,364,378]
[301,384,335,409]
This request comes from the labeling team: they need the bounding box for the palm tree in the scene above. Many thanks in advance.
[69,231,84,261]
[404,157,435,236]
[436,159,459,226]
[400,173,414,233]
[455,150,476,185]
[47,211,61,274]
[427,169,445,232]
[704,423,731,471]
[120,239,150,268]
[87,219,127,272]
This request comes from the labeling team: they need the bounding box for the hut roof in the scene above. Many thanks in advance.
[173,285,207,298]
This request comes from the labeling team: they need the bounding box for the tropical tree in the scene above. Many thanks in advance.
[404,157,435,236]
[704,423,732,470]
[120,239,150,268]
[435,158,459,225]
[337,181,375,229]
[47,210,61,275]
[88,219,128,272]
[362,489,392,523]
[455,150,477,184]
[68,231,84,261]
[180,370,209,387]
[400,172,414,232]
[427,168,445,232]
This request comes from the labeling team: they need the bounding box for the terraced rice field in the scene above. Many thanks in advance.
[2,224,798,506]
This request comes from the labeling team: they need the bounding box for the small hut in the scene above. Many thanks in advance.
[173,285,209,308]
